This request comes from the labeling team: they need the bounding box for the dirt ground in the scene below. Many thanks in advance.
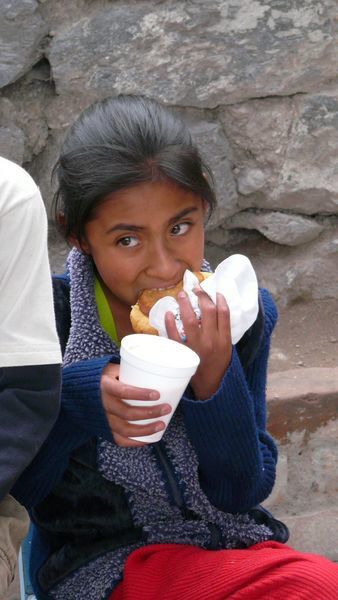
[269,298,338,373]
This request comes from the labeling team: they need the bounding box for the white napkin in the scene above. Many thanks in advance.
[148,254,259,344]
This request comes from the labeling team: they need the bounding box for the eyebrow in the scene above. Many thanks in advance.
[105,206,199,234]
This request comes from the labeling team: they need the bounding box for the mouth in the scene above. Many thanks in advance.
[136,281,182,301]
[150,284,178,291]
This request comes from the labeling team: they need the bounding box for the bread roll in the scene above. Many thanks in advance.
[130,271,211,335]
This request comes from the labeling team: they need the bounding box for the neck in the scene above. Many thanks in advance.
[100,278,135,340]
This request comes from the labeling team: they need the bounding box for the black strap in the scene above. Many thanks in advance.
[247,505,290,544]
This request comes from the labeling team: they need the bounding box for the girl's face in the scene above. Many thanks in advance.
[78,180,207,318]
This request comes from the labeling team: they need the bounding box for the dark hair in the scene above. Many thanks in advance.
[53,94,216,241]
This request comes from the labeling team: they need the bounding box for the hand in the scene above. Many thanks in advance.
[101,363,172,447]
[165,289,232,400]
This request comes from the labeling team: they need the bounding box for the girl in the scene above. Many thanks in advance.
[13,95,338,599]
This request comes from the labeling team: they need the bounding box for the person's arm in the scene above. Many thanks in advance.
[0,159,62,501]
[53,276,170,447]
[181,288,278,513]
[12,354,166,507]
[63,356,173,447]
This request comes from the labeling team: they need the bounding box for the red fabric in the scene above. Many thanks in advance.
[109,541,338,600]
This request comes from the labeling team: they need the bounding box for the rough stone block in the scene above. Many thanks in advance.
[227,210,324,246]
[47,1,338,106]
[0,126,25,164]
[0,0,47,88]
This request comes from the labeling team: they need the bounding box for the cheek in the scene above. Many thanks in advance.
[95,253,139,287]
[193,228,205,255]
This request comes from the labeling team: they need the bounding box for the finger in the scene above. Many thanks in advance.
[216,292,231,338]
[165,311,182,343]
[113,432,147,448]
[105,396,172,421]
[176,291,200,343]
[102,374,160,402]
[107,413,166,440]
[193,287,217,334]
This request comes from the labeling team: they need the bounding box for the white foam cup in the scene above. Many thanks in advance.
[119,334,200,443]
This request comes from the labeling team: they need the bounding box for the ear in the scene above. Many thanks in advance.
[56,211,91,254]
[67,234,83,251]
[56,212,80,250]
[67,233,91,255]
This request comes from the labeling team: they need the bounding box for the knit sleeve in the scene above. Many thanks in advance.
[181,288,278,513]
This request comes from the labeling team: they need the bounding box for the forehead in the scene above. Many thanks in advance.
[95,180,203,222]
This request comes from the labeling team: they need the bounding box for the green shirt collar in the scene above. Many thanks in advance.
[94,275,120,347]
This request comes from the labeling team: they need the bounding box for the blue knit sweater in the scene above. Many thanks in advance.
[14,287,277,513]
[13,283,278,599]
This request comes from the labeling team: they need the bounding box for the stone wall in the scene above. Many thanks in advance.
[265,368,338,560]
[1,0,338,305]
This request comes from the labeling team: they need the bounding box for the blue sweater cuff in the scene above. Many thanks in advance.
[181,347,254,443]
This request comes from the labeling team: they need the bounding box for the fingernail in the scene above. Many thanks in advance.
[155,422,165,432]
[149,391,160,399]
[160,405,172,416]
[178,291,186,299]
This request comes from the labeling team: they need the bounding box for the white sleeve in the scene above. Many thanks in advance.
[0,157,62,367]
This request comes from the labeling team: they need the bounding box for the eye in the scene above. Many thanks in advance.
[171,222,190,236]
[117,236,139,247]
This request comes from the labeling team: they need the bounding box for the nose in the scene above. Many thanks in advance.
[145,240,181,284]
